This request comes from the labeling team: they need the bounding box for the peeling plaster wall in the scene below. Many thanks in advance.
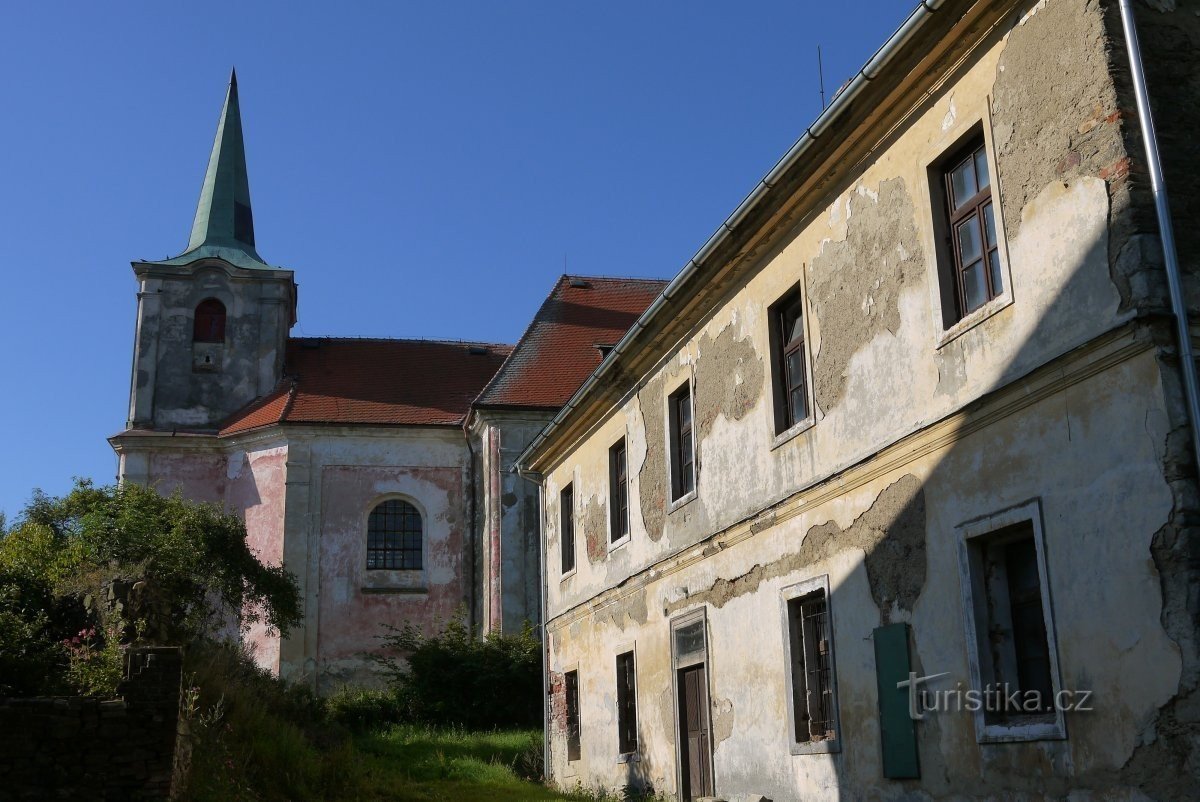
[226,446,288,673]
[308,431,472,691]
[544,0,1132,622]
[128,262,292,431]
[546,348,1180,798]
[539,0,1197,796]
[471,411,552,636]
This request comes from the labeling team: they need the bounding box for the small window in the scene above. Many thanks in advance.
[937,136,1004,325]
[366,499,423,570]
[609,438,629,542]
[786,585,838,749]
[616,651,638,754]
[193,299,226,343]
[959,501,1064,741]
[769,288,809,434]
[560,483,576,575]
[565,670,581,762]
[669,383,695,501]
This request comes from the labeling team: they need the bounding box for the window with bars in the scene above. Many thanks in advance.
[786,587,838,747]
[669,383,695,500]
[193,298,227,343]
[366,499,423,570]
[565,669,581,761]
[977,523,1056,726]
[616,651,638,754]
[769,288,809,434]
[561,483,575,575]
[940,137,1004,323]
[609,438,629,542]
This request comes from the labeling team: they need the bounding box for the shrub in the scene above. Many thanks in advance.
[0,480,302,696]
[372,612,542,730]
[325,685,405,732]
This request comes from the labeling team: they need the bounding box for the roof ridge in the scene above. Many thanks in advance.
[562,273,670,285]
[288,335,513,349]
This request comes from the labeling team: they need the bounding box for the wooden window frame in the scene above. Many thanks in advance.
[780,575,841,755]
[609,438,629,543]
[616,650,639,756]
[668,382,695,502]
[193,298,227,344]
[768,286,810,436]
[560,483,576,576]
[941,136,1003,323]
[565,669,581,762]
[956,499,1066,743]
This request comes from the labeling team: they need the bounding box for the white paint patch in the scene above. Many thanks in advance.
[855,183,879,203]
[1017,0,1050,26]
[942,95,957,132]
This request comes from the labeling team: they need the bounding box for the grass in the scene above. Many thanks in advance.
[353,725,584,801]
[178,644,638,801]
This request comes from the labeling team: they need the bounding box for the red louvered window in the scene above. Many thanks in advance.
[193,299,227,343]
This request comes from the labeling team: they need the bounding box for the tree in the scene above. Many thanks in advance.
[0,480,302,695]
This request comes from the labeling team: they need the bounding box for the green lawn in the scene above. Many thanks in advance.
[350,726,592,801]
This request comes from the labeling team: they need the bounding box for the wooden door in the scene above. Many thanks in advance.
[678,664,713,800]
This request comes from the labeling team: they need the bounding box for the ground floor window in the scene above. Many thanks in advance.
[616,650,638,754]
[957,499,1065,741]
[782,575,840,753]
[565,669,581,761]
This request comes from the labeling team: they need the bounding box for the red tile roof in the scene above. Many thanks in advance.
[473,275,667,410]
[220,338,512,435]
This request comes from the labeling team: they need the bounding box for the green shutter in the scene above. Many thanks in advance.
[873,623,919,779]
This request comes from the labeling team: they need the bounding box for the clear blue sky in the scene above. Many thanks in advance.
[0,1,911,522]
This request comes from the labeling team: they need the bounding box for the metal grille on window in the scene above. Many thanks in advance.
[565,670,581,761]
[789,591,834,743]
[366,499,423,570]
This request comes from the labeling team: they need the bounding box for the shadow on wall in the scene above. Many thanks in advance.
[808,6,1199,797]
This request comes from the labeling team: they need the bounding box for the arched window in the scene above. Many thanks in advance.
[193,299,226,343]
[367,499,423,570]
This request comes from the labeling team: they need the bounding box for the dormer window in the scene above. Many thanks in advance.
[193,299,226,343]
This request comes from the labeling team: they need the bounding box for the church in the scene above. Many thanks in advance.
[108,71,666,690]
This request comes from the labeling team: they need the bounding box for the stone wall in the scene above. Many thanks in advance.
[0,647,183,801]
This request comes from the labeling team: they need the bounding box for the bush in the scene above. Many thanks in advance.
[0,480,302,696]
[325,685,405,732]
[372,612,542,730]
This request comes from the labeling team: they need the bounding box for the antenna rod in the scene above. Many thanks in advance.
[818,46,826,110]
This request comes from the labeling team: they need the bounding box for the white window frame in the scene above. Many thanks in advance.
[956,498,1066,743]
[779,574,841,755]
[666,375,698,513]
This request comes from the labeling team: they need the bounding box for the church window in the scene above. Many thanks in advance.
[193,299,227,343]
[367,499,423,570]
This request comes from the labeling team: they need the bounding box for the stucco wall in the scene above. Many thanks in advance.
[536,0,1196,796]
[299,430,473,691]
[547,342,1179,798]
[544,0,1134,618]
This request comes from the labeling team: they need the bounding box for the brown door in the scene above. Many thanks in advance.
[678,664,713,800]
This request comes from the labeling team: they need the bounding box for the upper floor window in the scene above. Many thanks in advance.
[609,438,629,543]
[769,287,810,434]
[561,483,576,575]
[669,383,695,500]
[367,499,423,570]
[193,299,227,343]
[940,137,1003,323]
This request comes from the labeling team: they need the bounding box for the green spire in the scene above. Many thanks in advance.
[151,69,277,270]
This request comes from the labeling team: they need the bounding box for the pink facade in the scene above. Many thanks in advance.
[316,464,468,687]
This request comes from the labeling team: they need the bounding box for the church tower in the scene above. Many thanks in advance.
[126,70,297,432]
